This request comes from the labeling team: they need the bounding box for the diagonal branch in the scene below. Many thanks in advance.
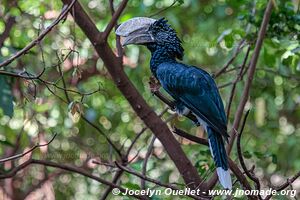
[226,46,251,118]
[173,127,208,146]
[108,0,123,58]
[171,127,256,199]
[213,40,247,79]
[0,16,16,49]
[22,170,65,199]
[102,0,128,41]
[141,136,156,189]
[227,0,273,153]
[114,162,210,200]
[237,110,262,200]
[100,108,170,200]
[0,133,57,163]
[0,159,148,200]
[264,171,300,200]
[61,0,204,189]
[207,0,274,192]
[149,76,199,124]
[0,0,77,68]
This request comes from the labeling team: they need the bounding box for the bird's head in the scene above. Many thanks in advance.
[116,17,184,60]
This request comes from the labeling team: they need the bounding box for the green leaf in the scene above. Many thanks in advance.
[0,76,13,117]
[9,7,21,17]
[243,151,252,159]
[131,160,142,171]
[263,46,276,66]
[254,151,265,159]
[217,29,232,43]
[271,154,277,164]
[224,34,234,48]
[123,182,140,190]
[177,0,184,5]
[0,139,14,147]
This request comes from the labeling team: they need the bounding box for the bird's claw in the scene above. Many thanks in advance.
[149,76,161,93]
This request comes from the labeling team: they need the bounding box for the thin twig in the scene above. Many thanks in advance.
[173,127,208,146]
[39,77,122,159]
[236,110,262,199]
[0,16,16,49]
[171,127,255,199]
[226,46,251,118]
[114,162,209,200]
[62,0,204,189]
[141,136,156,189]
[100,108,169,200]
[227,0,274,154]
[264,171,300,200]
[148,0,178,18]
[22,170,65,198]
[0,0,77,68]
[213,41,247,79]
[81,116,123,158]
[57,54,71,102]
[92,160,116,168]
[0,67,45,79]
[149,77,199,124]
[102,0,128,40]
[0,134,57,163]
[0,159,148,200]
[109,0,123,59]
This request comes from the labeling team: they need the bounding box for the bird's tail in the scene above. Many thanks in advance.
[207,127,232,189]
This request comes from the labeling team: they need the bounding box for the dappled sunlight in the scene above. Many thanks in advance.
[0,0,299,199]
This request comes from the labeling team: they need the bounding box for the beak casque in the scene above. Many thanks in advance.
[115,17,156,46]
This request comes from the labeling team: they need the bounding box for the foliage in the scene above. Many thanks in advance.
[0,0,299,199]
[0,76,13,117]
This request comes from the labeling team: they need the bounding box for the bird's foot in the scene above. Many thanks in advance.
[149,76,161,93]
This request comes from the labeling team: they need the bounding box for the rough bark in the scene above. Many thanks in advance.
[61,0,203,189]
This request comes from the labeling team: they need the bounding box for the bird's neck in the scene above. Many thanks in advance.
[147,44,176,75]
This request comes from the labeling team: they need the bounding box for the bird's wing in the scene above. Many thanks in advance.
[156,62,228,138]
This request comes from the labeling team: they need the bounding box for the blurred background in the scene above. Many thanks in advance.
[0,0,299,199]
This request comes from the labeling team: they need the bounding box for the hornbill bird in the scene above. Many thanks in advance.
[116,17,232,189]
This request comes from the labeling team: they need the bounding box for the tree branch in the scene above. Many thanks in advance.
[0,133,57,163]
[227,0,273,153]
[213,40,247,79]
[100,108,170,200]
[102,0,128,41]
[226,46,251,118]
[173,127,208,146]
[170,127,256,199]
[22,170,65,199]
[264,171,300,200]
[114,162,210,200]
[61,0,204,189]
[108,0,123,58]
[207,0,274,189]
[0,0,77,68]
[0,16,16,49]
[141,136,156,189]
[0,159,148,200]
[237,110,262,200]
[149,76,199,124]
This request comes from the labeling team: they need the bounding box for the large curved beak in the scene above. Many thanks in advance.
[115,17,156,46]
